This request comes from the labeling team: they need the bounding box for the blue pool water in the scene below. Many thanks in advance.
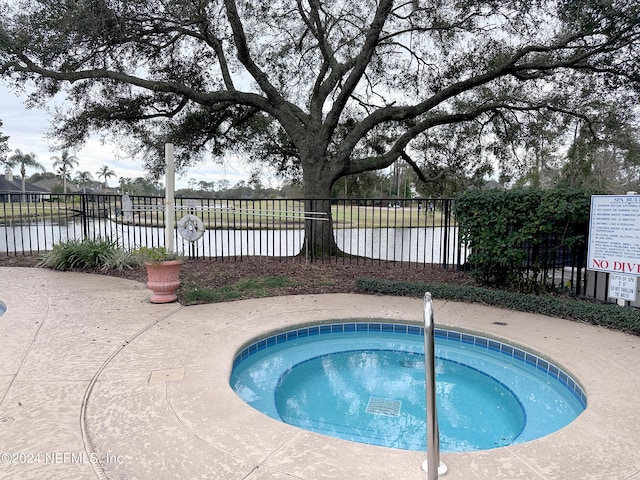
[230,321,586,452]
[0,302,5,316]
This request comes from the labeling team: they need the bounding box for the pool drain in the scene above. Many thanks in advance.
[366,397,401,417]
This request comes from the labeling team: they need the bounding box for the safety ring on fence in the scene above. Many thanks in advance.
[177,214,205,242]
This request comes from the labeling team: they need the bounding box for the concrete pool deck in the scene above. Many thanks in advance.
[1,267,639,480]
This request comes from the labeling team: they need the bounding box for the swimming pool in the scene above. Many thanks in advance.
[230,320,586,452]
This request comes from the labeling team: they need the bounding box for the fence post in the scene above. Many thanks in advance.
[441,200,450,269]
[304,198,314,262]
[80,193,89,240]
[575,245,585,297]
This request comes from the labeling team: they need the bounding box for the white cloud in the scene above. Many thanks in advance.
[1,86,250,189]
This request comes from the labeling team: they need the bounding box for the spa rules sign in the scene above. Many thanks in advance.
[587,194,640,300]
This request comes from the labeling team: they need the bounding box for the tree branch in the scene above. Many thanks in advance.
[223,0,309,132]
[322,0,394,138]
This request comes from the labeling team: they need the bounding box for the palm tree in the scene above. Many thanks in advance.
[96,165,116,190]
[75,171,94,193]
[55,166,72,193]
[7,149,45,199]
[51,150,79,194]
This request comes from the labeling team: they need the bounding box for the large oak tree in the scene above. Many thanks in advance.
[0,120,8,164]
[1,0,638,255]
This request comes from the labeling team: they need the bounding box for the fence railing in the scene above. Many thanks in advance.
[0,194,466,267]
[1,193,616,303]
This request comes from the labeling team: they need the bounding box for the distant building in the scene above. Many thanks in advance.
[31,177,64,193]
[482,179,504,190]
[0,168,51,202]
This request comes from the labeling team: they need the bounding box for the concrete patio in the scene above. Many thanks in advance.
[1,267,639,479]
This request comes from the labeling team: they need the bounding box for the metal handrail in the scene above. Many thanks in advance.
[423,292,447,478]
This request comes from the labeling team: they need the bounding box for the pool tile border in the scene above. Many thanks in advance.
[436,327,588,407]
[232,321,587,408]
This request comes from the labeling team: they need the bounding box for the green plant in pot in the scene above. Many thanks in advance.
[135,246,183,303]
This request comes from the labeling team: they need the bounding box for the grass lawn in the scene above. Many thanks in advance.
[1,198,451,229]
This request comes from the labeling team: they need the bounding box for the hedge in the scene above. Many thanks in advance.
[355,277,640,335]
[454,187,592,292]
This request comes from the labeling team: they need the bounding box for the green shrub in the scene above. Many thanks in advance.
[454,187,592,292]
[133,246,179,263]
[37,238,138,271]
[103,248,141,271]
[355,277,640,335]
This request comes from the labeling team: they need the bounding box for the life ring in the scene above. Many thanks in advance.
[177,214,205,242]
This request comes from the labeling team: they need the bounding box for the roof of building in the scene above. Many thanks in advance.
[0,174,51,193]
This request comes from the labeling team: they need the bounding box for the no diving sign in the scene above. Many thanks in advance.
[588,195,640,275]
[588,194,639,303]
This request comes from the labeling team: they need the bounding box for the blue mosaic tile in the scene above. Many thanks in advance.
[394,324,408,334]
[461,333,475,345]
[447,331,461,341]
[408,325,422,335]
[537,358,549,373]
[558,371,569,387]
[525,353,538,368]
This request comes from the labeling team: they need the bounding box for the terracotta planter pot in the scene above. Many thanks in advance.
[144,259,183,303]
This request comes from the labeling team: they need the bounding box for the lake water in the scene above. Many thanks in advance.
[0,219,463,264]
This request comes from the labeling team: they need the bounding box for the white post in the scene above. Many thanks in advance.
[165,143,175,254]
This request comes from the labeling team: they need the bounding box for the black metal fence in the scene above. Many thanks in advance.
[0,194,464,266]
[2,192,621,303]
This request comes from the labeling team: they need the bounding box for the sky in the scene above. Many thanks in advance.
[0,86,251,190]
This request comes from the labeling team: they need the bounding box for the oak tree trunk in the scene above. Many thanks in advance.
[301,161,340,260]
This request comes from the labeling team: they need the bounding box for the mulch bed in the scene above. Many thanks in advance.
[0,253,472,297]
